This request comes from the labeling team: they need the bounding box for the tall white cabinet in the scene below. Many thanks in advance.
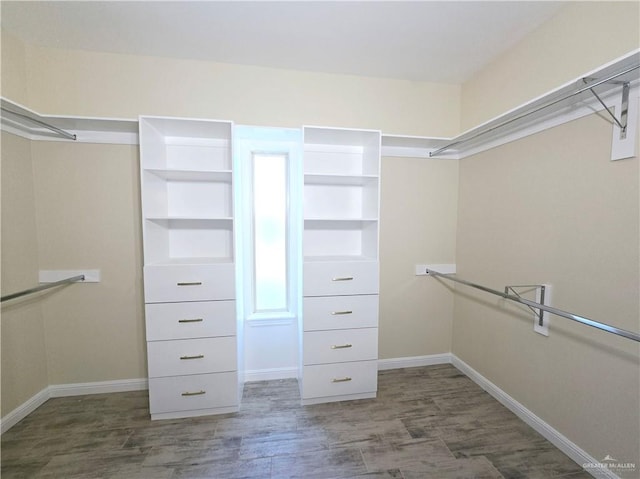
[300,126,381,405]
[139,117,240,420]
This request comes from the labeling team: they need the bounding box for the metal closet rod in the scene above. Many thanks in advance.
[1,275,85,303]
[1,106,77,141]
[425,268,640,343]
[429,63,640,157]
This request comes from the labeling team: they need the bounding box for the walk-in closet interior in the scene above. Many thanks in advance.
[1,2,639,478]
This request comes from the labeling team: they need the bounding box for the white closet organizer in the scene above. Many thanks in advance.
[139,116,240,420]
[300,126,381,405]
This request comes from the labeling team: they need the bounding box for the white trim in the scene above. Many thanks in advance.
[378,353,452,370]
[1,378,148,435]
[451,355,615,479]
[0,387,50,434]
[243,367,298,382]
[48,378,148,398]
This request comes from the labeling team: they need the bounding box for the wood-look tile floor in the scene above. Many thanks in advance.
[1,365,592,479]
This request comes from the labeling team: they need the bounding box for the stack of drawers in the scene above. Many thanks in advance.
[144,264,238,420]
[301,261,379,404]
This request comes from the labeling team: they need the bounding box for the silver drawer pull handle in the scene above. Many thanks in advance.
[182,390,206,396]
[331,344,353,349]
[178,318,204,323]
[332,377,352,383]
[177,281,202,286]
[332,277,353,282]
[331,310,353,315]
[180,354,204,360]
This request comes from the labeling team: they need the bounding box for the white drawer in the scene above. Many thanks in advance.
[303,295,378,331]
[145,300,236,341]
[144,263,235,303]
[303,328,378,365]
[147,337,236,378]
[302,361,378,399]
[149,372,238,415]
[303,261,378,296]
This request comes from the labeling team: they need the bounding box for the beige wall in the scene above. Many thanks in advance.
[1,28,462,414]
[23,43,460,137]
[1,132,49,416]
[379,157,458,359]
[0,31,28,105]
[461,2,640,130]
[453,112,639,469]
[30,141,146,385]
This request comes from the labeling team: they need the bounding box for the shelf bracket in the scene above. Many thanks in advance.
[583,78,630,140]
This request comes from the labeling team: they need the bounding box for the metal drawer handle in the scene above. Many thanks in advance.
[178,318,204,323]
[181,390,206,396]
[332,277,353,282]
[177,281,202,286]
[331,344,353,349]
[331,310,353,315]
[332,377,352,383]
[180,354,204,360]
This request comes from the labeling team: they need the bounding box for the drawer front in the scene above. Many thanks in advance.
[146,300,236,341]
[303,328,378,365]
[302,361,378,399]
[147,337,236,378]
[144,263,235,303]
[303,295,378,331]
[303,261,378,296]
[149,372,238,414]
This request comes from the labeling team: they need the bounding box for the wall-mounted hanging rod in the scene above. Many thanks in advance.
[429,63,640,157]
[1,106,77,141]
[425,268,640,342]
[1,275,85,303]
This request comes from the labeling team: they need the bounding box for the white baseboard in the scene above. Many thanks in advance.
[1,378,148,435]
[451,355,615,479]
[49,378,148,398]
[244,367,298,382]
[0,386,50,434]
[378,353,452,370]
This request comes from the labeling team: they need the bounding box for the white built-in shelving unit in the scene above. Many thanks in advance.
[139,116,240,420]
[300,126,381,405]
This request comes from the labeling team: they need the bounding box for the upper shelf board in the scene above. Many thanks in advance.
[1,98,139,144]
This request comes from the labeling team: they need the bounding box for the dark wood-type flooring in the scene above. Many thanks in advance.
[1,365,592,478]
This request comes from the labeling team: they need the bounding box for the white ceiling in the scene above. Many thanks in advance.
[1,1,564,84]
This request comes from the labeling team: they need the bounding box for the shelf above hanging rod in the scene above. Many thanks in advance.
[430,62,639,157]
[1,104,77,141]
[1,275,85,303]
[428,50,639,158]
[424,268,640,343]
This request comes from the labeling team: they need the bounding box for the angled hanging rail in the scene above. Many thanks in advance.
[429,62,640,157]
[425,268,640,343]
[1,275,85,303]
[1,106,77,141]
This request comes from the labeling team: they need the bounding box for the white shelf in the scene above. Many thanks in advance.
[303,255,378,263]
[145,169,232,182]
[146,217,234,223]
[304,174,378,186]
[146,257,235,266]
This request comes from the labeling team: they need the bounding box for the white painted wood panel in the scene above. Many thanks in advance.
[147,337,236,378]
[148,372,238,415]
[303,295,378,331]
[144,263,235,302]
[303,261,378,296]
[301,361,377,399]
[303,328,378,365]
[145,300,236,340]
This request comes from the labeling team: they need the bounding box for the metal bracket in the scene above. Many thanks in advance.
[504,284,545,326]
[583,78,630,139]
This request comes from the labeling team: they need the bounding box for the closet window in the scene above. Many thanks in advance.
[235,126,302,323]
[252,153,288,312]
